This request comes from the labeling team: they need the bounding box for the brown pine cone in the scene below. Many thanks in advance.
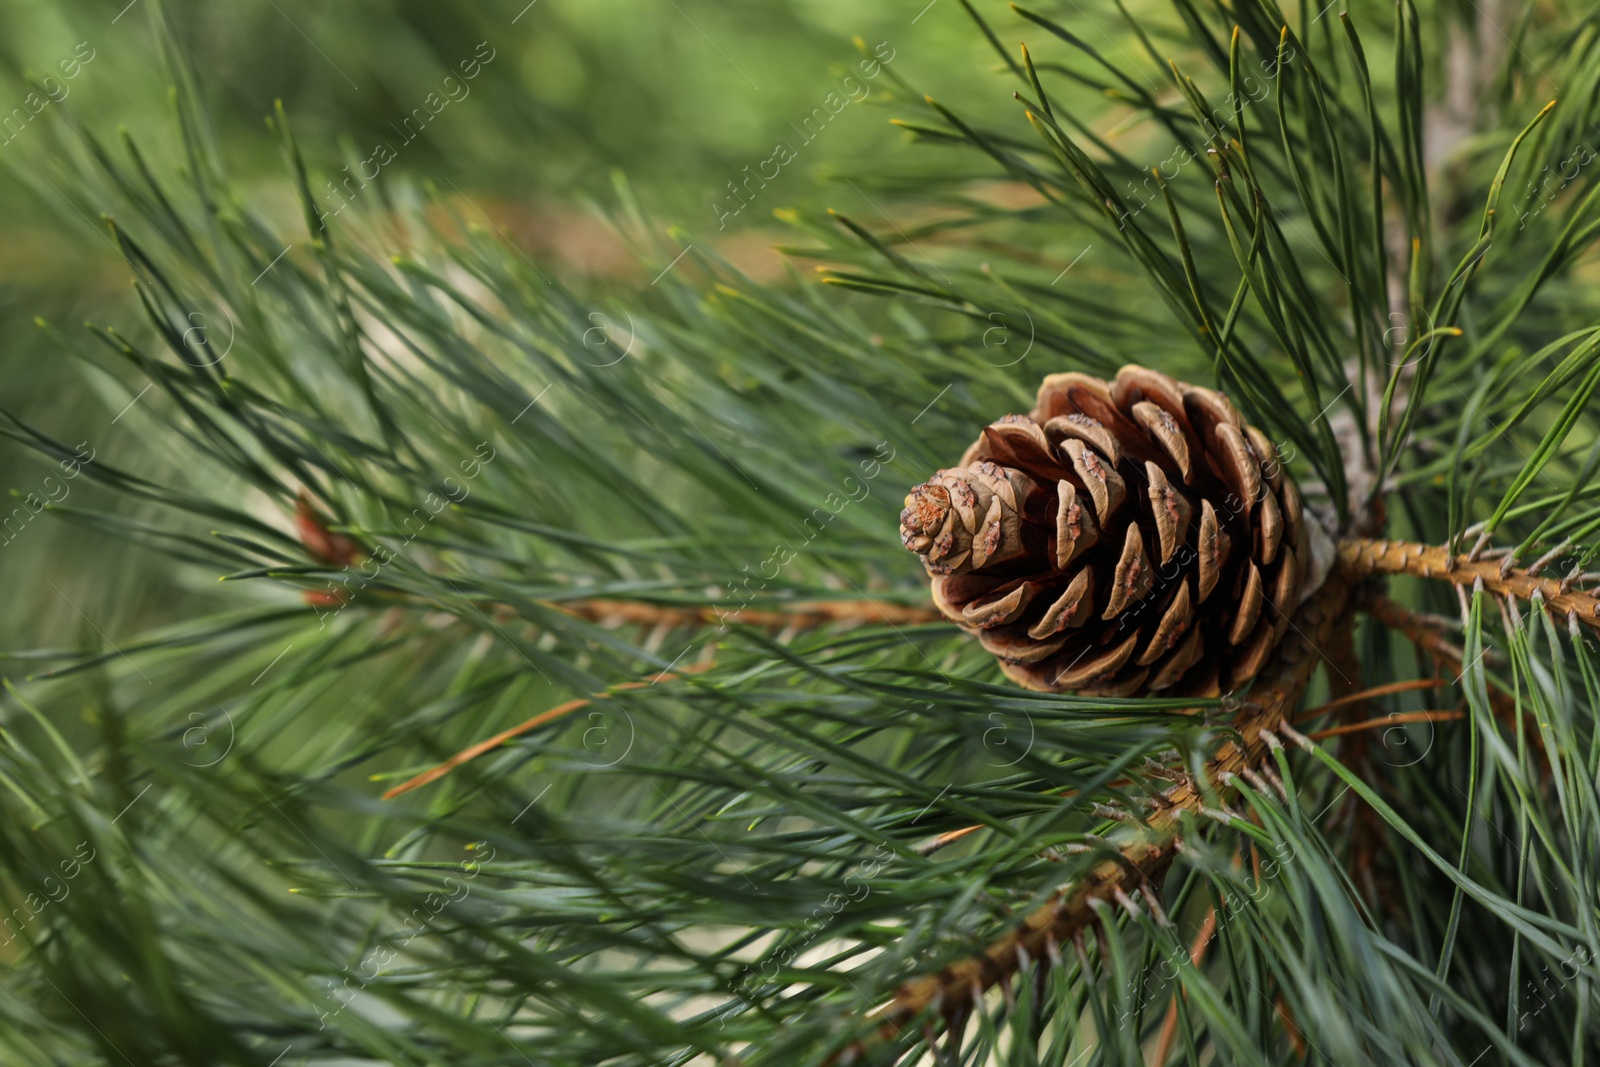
[900,366,1315,697]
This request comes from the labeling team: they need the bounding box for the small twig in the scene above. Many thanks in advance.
[1292,678,1451,723]
[1151,892,1224,1062]
[1307,709,1463,740]
[381,659,716,799]
[553,597,943,630]
[916,823,985,857]
[1276,994,1308,1059]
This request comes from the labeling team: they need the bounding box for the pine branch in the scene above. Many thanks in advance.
[378,495,1554,969]
[846,554,1359,1056]
[1340,537,1600,629]
[11,1,1600,1062]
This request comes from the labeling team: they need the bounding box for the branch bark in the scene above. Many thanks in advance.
[1338,537,1600,630]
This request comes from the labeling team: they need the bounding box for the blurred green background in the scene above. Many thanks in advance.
[0,0,1144,666]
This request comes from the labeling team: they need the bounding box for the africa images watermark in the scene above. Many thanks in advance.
[1515,942,1594,1033]
[1,441,95,549]
[0,40,96,150]
[1114,434,1298,635]
[1513,125,1600,232]
[1112,41,1297,232]
[711,40,898,230]
[716,839,893,1027]
[313,41,498,225]
[710,441,895,628]
[315,841,496,1031]
[0,841,97,947]
[311,442,497,627]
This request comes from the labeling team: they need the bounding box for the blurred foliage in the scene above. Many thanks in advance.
[0,0,1123,655]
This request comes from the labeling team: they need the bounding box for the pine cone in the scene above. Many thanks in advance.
[900,366,1313,697]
